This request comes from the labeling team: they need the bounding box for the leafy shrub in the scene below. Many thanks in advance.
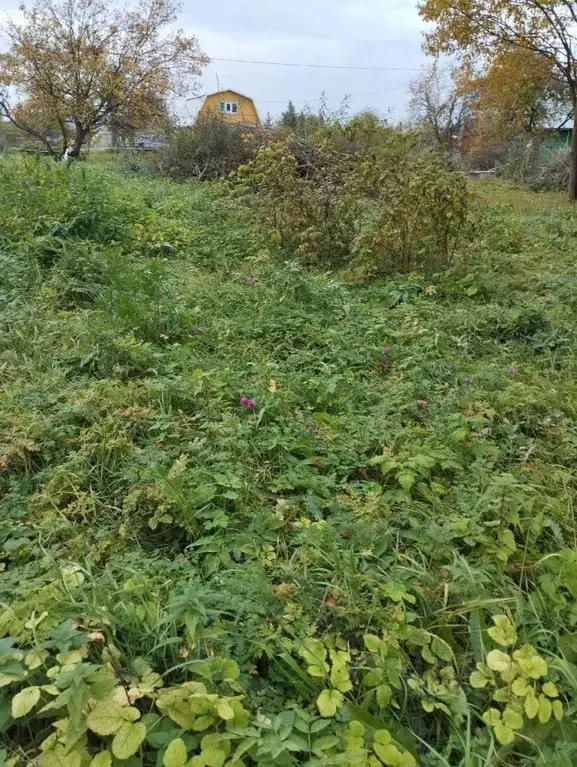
[231,140,361,266]
[353,149,468,274]
[158,119,264,181]
[230,124,469,274]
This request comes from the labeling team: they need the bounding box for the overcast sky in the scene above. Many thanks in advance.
[1,0,431,123]
[183,0,429,122]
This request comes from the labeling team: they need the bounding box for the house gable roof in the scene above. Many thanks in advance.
[203,90,255,104]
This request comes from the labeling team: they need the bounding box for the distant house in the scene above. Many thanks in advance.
[90,127,116,149]
[198,90,260,126]
[538,124,573,167]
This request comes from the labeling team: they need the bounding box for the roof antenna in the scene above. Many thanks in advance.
[216,72,221,92]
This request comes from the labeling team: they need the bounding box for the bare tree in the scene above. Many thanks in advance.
[408,61,470,155]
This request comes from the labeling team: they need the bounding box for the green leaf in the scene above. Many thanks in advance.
[39,747,82,767]
[482,708,501,726]
[376,684,392,708]
[285,735,309,751]
[374,730,392,746]
[430,636,452,662]
[231,739,258,763]
[381,583,416,604]
[486,650,512,674]
[552,699,563,721]
[511,678,528,697]
[494,723,515,745]
[157,699,196,730]
[513,645,547,679]
[330,660,352,693]
[542,681,558,698]
[90,753,112,767]
[364,635,382,653]
[502,708,523,730]
[312,735,340,752]
[348,721,365,738]
[344,703,417,757]
[200,746,227,767]
[216,700,234,720]
[492,688,510,703]
[488,615,517,647]
[396,471,415,491]
[111,721,147,760]
[11,686,40,718]
[164,738,188,767]
[374,742,401,765]
[537,694,552,724]
[524,693,539,719]
[193,714,215,731]
[87,702,130,735]
[470,670,489,689]
[316,689,344,717]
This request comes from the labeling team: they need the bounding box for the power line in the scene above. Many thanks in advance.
[256,85,408,105]
[210,57,421,72]
[186,85,405,105]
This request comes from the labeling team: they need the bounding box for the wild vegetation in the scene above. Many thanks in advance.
[229,116,469,274]
[1,153,577,766]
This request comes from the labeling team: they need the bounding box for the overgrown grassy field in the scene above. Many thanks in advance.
[1,157,577,766]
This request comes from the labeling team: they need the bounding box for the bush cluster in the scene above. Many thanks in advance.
[230,117,469,274]
[128,119,264,182]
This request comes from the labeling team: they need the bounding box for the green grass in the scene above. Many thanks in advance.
[472,179,569,213]
[1,158,577,766]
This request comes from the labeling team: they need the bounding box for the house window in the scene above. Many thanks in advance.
[219,101,238,114]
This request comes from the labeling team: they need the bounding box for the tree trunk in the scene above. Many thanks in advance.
[69,124,88,157]
[569,100,577,202]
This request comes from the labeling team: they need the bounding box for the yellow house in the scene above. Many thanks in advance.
[198,90,260,126]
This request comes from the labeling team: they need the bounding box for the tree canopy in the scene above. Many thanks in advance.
[280,100,298,129]
[0,0,207,156]
[463,48,569,149]
[419,0,577,197]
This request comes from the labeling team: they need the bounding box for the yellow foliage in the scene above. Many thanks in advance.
[0,0,207,155]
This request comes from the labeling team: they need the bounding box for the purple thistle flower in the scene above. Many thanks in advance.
[464,377,473,384]
[382,346,392,355]
[246,398,257,409]
[240,397,250,406]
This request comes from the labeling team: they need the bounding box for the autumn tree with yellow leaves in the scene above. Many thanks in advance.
[419,0,577,199]
[0,0,207,157]
[463,48,569,153]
